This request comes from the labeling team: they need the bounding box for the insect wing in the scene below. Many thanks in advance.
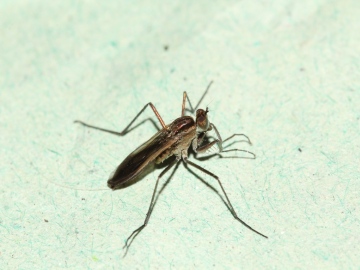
[108,129,176,189]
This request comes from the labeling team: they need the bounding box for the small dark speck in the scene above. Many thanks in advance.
[298,148,302,152]
[44,219,48,222]
[300,68,305,71]
[163,45,169,51]
[183,77,187,81]
[82,198,85,201]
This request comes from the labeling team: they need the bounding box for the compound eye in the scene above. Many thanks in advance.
[196,109,209,132]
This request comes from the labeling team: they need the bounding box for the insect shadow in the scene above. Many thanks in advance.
[74,81,267,257]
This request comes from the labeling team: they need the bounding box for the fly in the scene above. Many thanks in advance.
[75,81,267,256]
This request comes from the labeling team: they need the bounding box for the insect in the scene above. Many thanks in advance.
[75,81,267,255]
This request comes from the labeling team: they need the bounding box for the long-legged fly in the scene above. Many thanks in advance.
[75,81,267,256]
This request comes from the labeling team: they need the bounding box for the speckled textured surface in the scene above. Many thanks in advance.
[1,0,359,269]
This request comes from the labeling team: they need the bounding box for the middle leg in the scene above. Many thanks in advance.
[123,158,178,256]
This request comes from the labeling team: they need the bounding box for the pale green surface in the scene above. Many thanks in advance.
[1,0,359,269]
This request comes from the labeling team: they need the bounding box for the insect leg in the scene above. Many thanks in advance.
[209,123,224,152]
[74,102,166,136]
[194,140,256,159]
[198,124,256,159]
[123,158,178,257]
[223,133,252,145]
[183,157,267,238]
[194,140,219,153]
[181,91,187,116]
[183,81,213,115]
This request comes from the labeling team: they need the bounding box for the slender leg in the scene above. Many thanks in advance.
[223,133,252,145]
[183,157,267,238]
[123,158,178,257]
[194,132,207,148]
[181,91,187,116]
[74,102,166,136]
[182,81,214,115]
[195,140,256,159]
[192,124,256,159]
[218,149,256,159]
[209,123,224,152]
[195,140,219,153]
[211,125,254,148]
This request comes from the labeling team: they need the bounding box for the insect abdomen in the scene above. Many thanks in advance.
[155,146,175,164]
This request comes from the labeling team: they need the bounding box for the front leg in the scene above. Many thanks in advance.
[192,138,220,154]
[192,124,256,159]
[192,132,219,153]
[192,123,223,154]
